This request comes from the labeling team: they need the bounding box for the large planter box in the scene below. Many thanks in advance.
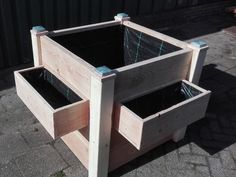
[15,16,210,176]
[14,66,89,138]
[114,80,211,150]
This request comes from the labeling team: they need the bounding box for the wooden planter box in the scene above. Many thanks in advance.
[14,66,89,138]
[15,14,210,177]
[114,80,211,150]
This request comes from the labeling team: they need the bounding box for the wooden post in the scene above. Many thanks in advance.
[30,26,48,66]
[173,40,208,142]
[188,40,209,84]
[114,13,130,24]
[89,66,116,177]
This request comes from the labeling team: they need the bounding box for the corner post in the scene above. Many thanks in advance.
[114,13,130,24]
[30,26,48,66]
[188,40,209,84]
[89,66,116,177]
[172,40,209,142]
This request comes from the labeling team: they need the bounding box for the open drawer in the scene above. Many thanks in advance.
[14,66,89,138]
[114,80,211,150]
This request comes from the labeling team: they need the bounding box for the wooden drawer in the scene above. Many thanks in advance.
[114,80,211,150]
[14,66,89,138]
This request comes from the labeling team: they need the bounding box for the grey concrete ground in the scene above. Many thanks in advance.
[0,14,236,177]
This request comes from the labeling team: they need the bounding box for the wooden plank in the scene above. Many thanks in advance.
[141,88,211,149]
[61,129,89,169]
[49,20,120,37]
[114,49,192,102]
[40,35,95,99]
[54,100,89,138]
[14,68,55,137]
[31,29,48,66]
[15,66,89,138]
[89,73,116,177]
[113,104,143,148]
[123,21,188,49]
[187,41,208,84]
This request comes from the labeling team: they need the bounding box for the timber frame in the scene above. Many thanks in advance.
[15,13,211,177]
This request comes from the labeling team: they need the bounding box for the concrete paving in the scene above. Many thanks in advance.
[0,14,236,177]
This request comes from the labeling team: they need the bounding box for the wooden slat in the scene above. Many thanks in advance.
[49,20,120,37]
[114,49,192,102]
[123,21,188,49]
[40,35,95,99]
[54,100,89,137]
[141,89,211,149]
[14,69,55,137]
[113,104,143,148]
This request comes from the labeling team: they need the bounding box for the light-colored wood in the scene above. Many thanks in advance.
[114,49,192,102]
[41,35,96,99]
[123,21,188,49]
[31,30,48,66]
[62,128,89,169]
[113,104,143,148]
[49,20,121,37]
[14,66,89,138]
[114,80,211,149]
[172,127,187,142]
[89,73,116,177]
[187,44,208,84]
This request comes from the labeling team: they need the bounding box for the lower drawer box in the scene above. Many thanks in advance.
[14,66,89,138]
[114,80,211,150]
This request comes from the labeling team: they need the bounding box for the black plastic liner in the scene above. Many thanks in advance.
[51,25,181,69]
[21,68,82,109]
[123,81,202,119]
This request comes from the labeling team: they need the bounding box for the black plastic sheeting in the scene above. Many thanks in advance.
[21,68,82,109]
[51,25,181,69]
[124,81,202,118]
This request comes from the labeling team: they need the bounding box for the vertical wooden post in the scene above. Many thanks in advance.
[188,40,209,84]
[30,26,48,66]
[114,13,130,24]
[173,40,208,142]
[89,66,116,177]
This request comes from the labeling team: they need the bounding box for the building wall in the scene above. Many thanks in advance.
[0,0,234,69]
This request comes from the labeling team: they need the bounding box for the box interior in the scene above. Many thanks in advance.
[21,68,82,109]
[51,25,181,69]
[123,81,202,118]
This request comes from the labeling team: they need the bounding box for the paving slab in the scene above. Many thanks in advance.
[15,145,68,177]
[0,161,23,177]
[0,133,30,164]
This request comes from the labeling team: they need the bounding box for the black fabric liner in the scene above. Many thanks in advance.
[51,25,181,69]
[21,68,82,109]
[124,81,202,119]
